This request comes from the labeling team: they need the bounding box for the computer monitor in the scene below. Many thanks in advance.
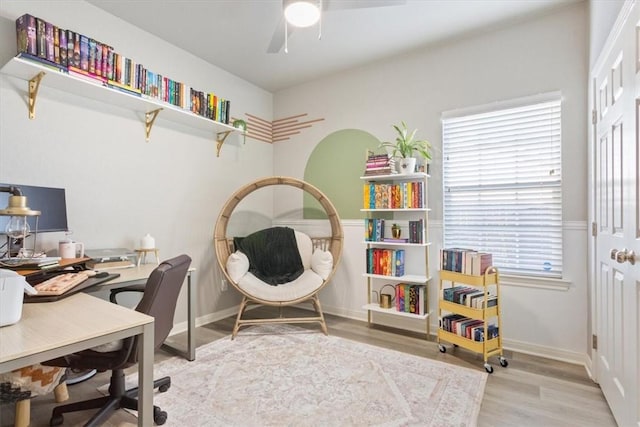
[0,183,68,234]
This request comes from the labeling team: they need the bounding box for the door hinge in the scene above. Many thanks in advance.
[592,109,598,125]
[592,334,598,350]
[592,222,598,237]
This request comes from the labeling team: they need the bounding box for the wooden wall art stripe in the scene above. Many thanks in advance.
[235,113,324,144]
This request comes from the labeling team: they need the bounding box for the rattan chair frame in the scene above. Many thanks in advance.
[214,176,344,338]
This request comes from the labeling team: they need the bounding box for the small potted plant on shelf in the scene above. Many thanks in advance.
[380,121,431,174]
[232,119,247,144]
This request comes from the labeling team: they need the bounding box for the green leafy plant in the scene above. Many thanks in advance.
[232,119,247,144]
[380,121,431,160]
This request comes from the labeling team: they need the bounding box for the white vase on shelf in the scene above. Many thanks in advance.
[397,157,417,174]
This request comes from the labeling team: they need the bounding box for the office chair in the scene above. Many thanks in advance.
[44,254,192,427]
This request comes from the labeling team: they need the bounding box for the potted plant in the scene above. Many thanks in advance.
[232,119,247,144]
[380,121,431,174]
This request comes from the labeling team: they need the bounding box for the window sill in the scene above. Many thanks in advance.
[499,274,571,291]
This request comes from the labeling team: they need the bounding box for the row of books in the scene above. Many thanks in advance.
[363,181,425,209]
[366,248,405,277]
[440,248,493,276]
[442,285,497,309]
[15,13,231,124]
[363,153,396,176]
[440,314,499,342]
[407,220,425,244]
[364,219,424,244]
[364,218,387,242]
[395,283,426,315]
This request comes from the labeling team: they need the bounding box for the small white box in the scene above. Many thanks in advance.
[0,269,29,327]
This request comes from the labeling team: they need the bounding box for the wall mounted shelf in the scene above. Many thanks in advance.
[0,56,244,156]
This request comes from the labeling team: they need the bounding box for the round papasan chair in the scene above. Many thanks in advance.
[214,176,344,338]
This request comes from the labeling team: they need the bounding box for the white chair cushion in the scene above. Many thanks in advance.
[311,249,333,279]
[294,230,313,270]
[226,250,250,282]
[237,269,324,302]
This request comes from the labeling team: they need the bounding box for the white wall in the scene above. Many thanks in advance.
[0,1,274,331]
[273,2,590,363]
[589,0,625,67]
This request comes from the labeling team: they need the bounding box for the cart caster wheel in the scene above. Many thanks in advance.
[484,364,494,374]
[499,357,509,367]
[438,344,446,353]
[159,382,171,393]
[153,408,167,425]
[50,414,64,426]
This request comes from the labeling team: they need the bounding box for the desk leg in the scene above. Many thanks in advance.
[161,272,196,361]
[138,321,154,427]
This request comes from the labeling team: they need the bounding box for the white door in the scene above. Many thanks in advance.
[591,3,640,426]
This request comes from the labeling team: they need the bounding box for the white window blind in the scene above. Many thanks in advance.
[442,97,562,278]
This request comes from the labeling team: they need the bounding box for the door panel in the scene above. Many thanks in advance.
[591,4,639,425]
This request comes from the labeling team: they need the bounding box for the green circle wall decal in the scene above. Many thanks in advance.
[303,129,384,220]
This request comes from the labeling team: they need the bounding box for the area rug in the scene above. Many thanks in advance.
[119,324,487,426]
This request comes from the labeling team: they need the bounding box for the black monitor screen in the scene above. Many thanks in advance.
[0,183,68,234]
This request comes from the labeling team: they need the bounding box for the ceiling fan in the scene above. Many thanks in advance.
[267,0,407,54]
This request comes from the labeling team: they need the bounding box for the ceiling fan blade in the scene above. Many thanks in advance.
[323,0,407,11]
[266,16,296,53]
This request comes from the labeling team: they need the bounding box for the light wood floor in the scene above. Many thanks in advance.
[1,307,617,427]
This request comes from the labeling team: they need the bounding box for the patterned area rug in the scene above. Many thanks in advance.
[123,325,487,426]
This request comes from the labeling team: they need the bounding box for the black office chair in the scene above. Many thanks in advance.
[44,254,192,427]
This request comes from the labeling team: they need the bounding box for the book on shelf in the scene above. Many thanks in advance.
[86,258,134,270]
[382,237,409,243]
[1,256,60,270]
[36,18,46,59]
[15,52,67,73]
[68,65,107,84]
[440,248,493,275]
[363,152,396,176]
[16,13,37,56]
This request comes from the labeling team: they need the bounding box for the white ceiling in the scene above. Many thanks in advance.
[86,0,579,93]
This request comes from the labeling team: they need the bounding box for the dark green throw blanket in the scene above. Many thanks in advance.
[234,227,304,286]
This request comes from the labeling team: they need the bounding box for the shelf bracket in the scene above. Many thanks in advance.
[145,108,163,141]
[216,131,232,157]
[28,71,45,119]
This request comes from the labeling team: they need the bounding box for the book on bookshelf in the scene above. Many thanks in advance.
[440,248,493,275]
[16,13,37,56]
[15,52,67,73]
[36,18,46,59]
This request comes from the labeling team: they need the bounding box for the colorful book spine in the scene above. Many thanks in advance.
[16,14,37,56]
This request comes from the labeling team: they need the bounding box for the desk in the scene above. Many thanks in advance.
[0,293,154,426]
[92,264,197,362]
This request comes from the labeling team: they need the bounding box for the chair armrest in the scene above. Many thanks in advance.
[109,284,146,304]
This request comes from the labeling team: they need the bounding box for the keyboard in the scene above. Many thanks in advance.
[33,271,94,296]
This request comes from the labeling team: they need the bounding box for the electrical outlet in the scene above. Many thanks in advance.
[221,278,228,291]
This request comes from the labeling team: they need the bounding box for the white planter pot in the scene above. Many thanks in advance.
[397,157,417,174]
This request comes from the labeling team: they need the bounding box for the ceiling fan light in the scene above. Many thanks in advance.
[284,0,320,28]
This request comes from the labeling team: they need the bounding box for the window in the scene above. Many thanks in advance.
[442,94,562,278]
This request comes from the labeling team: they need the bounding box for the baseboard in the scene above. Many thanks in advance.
[321,304,592,370]
[168,305,240,337]
[498,337,589,367]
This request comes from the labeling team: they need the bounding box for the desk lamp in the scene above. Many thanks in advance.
[0,186,40,259]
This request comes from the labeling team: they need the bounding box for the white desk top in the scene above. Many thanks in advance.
[105,264,158,284]
[97,264,196,289]
[0,293,153,367]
